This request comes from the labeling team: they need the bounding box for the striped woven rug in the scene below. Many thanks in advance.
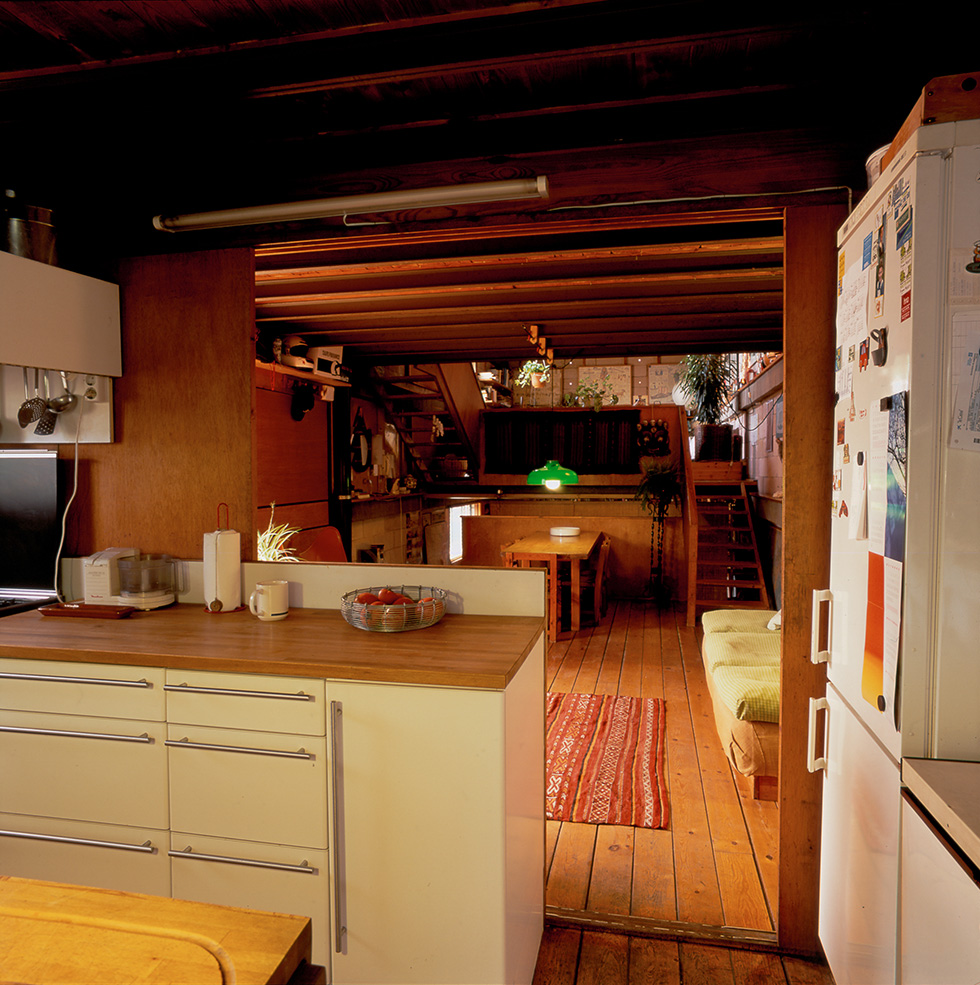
[546,691,669,829]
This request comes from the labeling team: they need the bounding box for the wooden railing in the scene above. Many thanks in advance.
[678,406,700,627]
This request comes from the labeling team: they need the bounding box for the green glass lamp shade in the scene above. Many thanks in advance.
[527,459,579,490]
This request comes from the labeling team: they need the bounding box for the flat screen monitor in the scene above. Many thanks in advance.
[0,449,61,595]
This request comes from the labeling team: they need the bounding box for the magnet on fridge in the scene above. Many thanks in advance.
[871,326,888,366]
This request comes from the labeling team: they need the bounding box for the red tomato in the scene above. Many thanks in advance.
[355,592,378,604]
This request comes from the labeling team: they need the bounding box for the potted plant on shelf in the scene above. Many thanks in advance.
[514,359,552,389]
[565,377,620,411]
[634,456,682,607]
[677,353,737,461]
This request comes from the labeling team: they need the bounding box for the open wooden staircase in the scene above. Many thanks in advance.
[679,409,772,627]
[687,477,771,625]
[367,363,481,485]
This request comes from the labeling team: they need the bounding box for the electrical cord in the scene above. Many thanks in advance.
[53,392,84,603]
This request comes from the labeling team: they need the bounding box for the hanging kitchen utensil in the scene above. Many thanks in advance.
[18,367,45,427]
[351,409,372,472]
[34,371,57,435]
[48,371,78,414]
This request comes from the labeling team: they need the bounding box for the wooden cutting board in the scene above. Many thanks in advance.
[0,876,312,984]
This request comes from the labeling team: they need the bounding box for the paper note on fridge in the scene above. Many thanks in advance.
[949,318,980,452]
[847,452,868,540]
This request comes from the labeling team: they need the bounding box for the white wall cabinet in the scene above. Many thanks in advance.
[0,250,121,377]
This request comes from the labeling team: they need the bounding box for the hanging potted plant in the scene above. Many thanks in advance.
[634,457,682,607]
[677,353,737,461]
[515,359,552,389]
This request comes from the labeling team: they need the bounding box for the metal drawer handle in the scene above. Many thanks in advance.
[169,847,315,874]
[0,725,152,743]
[0,829,157,853]
[165,737,314,760]
[164,683,313,701]
[0,671,151,688]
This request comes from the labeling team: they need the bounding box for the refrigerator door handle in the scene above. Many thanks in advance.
[810,589,833,664]
[807,696,829,772]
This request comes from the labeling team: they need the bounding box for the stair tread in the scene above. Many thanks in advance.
[696,578,765,588]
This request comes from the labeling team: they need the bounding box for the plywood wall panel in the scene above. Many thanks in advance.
[61,249,255,562]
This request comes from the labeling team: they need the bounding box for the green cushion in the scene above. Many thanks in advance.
[711,664,780,723]
[702,632,781,674]
[701,609,778,635]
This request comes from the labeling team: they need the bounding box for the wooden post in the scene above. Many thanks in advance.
[777,204,846,953]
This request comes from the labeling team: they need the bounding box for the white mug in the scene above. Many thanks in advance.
[249,580,289,621]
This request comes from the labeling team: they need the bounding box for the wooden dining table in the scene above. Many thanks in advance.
[501,529,602,643]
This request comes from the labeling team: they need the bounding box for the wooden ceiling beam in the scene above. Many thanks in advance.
[254,277,783,316]
[255,236,783,282]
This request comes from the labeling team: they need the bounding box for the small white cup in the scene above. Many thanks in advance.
[249,580,289,621]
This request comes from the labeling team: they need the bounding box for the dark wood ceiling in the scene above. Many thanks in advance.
[0,1,969,363]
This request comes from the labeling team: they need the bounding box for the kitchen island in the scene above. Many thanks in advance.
[0,598,546,984]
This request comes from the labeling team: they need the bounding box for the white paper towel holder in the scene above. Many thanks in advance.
[204,502,245,613]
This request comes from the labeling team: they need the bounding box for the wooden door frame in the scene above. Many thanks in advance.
[777,204,843,954]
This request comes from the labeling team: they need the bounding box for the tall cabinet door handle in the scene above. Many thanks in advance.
[807,696,829,773]
[330,700,348,955]
[810,589,833,664]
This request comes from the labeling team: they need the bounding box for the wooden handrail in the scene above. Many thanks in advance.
[679,406,699,627]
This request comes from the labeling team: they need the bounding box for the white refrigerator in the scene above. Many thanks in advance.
[808,118,980,985]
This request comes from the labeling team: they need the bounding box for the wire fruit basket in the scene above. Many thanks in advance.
[340,585,448,633]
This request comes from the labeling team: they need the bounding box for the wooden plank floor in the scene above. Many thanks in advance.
[536,601,836,984]
[543,600,778,933]
[533,926,836,985]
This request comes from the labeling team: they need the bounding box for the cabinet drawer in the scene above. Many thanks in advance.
[167,724,327,849]
[0,658,164,720]
[0,812,170,897]
[164,669,325,735]
[170,831,329,967]
[0,710,168,827]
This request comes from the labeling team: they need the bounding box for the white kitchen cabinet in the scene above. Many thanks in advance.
[900,795,980,985]
[0,659,168,892]
[166,723,328,848]
[326,635,544,985]
[0,249,121,377]
[0,812,170,896]
[163,668,330,965]
[169,831,329,954]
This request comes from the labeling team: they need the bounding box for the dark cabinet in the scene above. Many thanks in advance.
[482,408,640,475]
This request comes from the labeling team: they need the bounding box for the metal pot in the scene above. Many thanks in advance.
[3,189,58,265]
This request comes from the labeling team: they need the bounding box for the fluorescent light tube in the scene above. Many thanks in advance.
[153,176,549,232]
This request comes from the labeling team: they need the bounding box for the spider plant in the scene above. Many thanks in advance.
[257,504,301,562]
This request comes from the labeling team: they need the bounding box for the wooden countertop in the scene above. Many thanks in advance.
[903,758,980,869]
[0,604,544,689]
[0,875,312,984]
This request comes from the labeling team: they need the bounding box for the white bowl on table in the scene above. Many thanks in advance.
[549,526,581,538]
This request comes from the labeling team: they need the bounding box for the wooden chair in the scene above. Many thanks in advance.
[301,526,348,562]
[561,535,610,628]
